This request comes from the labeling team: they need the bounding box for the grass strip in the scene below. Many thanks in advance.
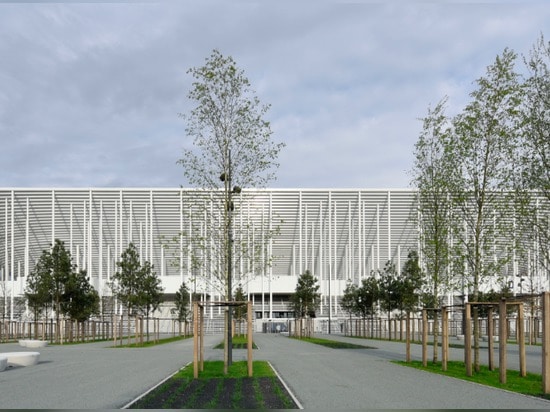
[292,336,376,349]
[111,334,191,348]
[214,335,258,349]
[176,360,275,379]
[396,360,550,400]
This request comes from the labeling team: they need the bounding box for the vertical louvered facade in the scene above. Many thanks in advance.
[0,188,421,320]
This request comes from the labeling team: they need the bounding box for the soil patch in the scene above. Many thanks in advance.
[130,376,298,409]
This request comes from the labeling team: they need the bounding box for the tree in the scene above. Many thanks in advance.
[173,281,191,334]
[378,261,400,320]
[341,282,358,321]
[411,97,456,361]
[397,251,424,315]
[24,266,51,338]
[447,48,523,372]
[110,243,162,344]
[61,269,100,323]
[289,270,321,319]
[26,239,74,342]
[233,285,247,336]
[178,49,285,367]
[138,261,164,340]
[519,35,550,274]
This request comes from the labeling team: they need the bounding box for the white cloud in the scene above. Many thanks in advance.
[0,1,548,189]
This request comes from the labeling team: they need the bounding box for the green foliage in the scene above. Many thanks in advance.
[173,281,191,322]
[178,49,285,190]
[289,270,321,318]
[61,269,100,322]
[356,276,381,318]
[411,97,456,313]
[25,239,99,327]
[175,360,275,380]
[233,285,247,321]
[110,243,164,317]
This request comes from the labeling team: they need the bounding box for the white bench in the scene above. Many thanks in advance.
[19,339,48,348]
[0,352,40,368]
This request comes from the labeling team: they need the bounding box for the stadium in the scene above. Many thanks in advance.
[0,187,547,333]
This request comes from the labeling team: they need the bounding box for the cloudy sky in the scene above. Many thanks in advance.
[0,1,548,189]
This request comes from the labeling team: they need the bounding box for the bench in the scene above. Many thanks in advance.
[19,339,48,348]
[0,352,40,368]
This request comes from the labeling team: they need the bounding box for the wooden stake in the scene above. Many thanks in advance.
[518,303,526,377]
[422,309,428,367]
[193,302,198,379]
[499,298,507,384]
[247,301,253,377]
[442,307,448,372]
[465,303,472,377]
[488,307,494,371]
[542,292,550,394]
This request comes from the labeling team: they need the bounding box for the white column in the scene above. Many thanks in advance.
[376,204,380,270]
[88,191,93,279]
[25,198,29,278]
[83,200,87,270]
[149,190,154,265]
[70,203,74,256]
[387,191,391,261]
[180,190,184,283]
[51,190,55,244]
[99,200,104,295]
[304,204,308,272]
[298,191,303,274]
[10,191,14,320]
[269,192,273,319]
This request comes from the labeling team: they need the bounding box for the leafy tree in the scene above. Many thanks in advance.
[178,49,285,366]
[110,243,163,343]
[397,251,424,315]
[341,282,358,320]
[411,97,456,361]
[518,35,550,274]
[356,277,380,320]
[233,285,247,336]
[138,261,164,340]
[289,270,320,319]
[61,269,100,323]
[26,239,74,342]
[378,261,400,317]
[447,48,523,372]
[173,281,191,323]
[25,266,51,321]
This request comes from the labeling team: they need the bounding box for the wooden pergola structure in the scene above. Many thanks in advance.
[192,300,253,379]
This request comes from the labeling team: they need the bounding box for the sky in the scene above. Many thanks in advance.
[0,0,548,189]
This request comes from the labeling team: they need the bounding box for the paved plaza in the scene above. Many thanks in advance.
[1,333,550,409]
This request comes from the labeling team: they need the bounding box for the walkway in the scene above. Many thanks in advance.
[1,334,550,409]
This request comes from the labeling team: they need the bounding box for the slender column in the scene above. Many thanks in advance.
[387,191,391,261]
[376,204,380,270]
[149,190,154,266]
[88,191,93,279]
[25,198,29,278]
[10,191,14,320]
[51,190,55,244]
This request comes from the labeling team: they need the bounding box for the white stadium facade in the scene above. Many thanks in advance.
[0,187,547,331]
